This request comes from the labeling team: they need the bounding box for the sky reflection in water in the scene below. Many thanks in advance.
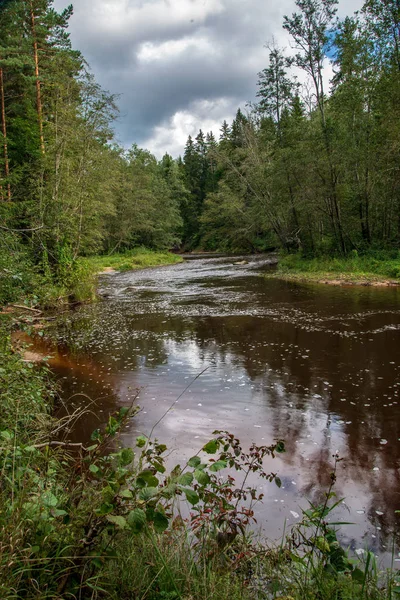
[48,256,400,563]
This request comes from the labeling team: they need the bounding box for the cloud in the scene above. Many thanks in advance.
[143,97,241,157]
[54,0,364,157]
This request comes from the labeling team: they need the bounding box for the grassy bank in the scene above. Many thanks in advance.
[80,248,183,274]
[0,245,183,310]
[1,314,399,598]
[268,252,400,286]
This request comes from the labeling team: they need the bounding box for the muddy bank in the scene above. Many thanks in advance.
[268,273,400,287]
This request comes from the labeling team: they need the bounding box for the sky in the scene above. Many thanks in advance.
[53,0,363,158]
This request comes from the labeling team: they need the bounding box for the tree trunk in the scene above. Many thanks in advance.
[0,66,11,202]
[30,1,45,155]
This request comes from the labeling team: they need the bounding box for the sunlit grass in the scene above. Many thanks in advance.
[81,248,183,274]
[269,252,400,285]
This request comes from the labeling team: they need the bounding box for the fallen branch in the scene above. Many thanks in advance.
[10,304,42,314]
[0,441,88,452]
[0,224,44,232]
[34,441,87,451]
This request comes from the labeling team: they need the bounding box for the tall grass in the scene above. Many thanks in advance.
[274,251,400,283]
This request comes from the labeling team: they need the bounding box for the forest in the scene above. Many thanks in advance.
[1,1,400,598]
[1,0,400,307]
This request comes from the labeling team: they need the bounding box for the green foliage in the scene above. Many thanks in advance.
[179,0,400,256]
[272,251,400,283]
[0,0,185,309]
[80,248,183,275]
[0,233,38,305]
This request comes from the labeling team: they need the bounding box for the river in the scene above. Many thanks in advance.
[46,254,400,561]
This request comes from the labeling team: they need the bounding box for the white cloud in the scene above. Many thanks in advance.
[138,36,216,63]
[143,98,239,157]
[53,0,364,157]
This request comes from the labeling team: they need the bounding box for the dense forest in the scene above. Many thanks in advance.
[182,0,400,255]
[1,2,400,597]
[1,0,400,302]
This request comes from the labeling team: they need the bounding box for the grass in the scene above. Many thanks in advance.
[81,247,183,274]
[268,252,400,285]
[0,246,183,311]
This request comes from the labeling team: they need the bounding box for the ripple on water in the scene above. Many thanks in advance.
[48,255,400,560]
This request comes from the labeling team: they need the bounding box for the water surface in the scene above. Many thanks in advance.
[48,255,400,560]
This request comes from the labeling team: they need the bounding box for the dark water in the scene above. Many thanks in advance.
[47,255,400,562]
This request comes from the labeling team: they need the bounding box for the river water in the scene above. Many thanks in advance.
[47,255,400,560]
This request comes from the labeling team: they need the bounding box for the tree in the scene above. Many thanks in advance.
[284,0,347,253]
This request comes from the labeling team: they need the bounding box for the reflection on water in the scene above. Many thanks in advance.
[45,255,400,561]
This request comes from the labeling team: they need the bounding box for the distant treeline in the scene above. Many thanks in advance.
[0,0,185,279]
[179,0,400,255]
[0,0,399,283]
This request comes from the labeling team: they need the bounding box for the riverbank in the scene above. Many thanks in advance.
[267,253,400,286]
[80,247,183,275]
[0,248,183,311]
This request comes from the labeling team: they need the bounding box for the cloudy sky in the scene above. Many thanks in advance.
[53,0,362,157]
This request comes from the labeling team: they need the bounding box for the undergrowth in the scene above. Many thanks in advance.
[0,316,399,599]
[0,236,181,310]
[273,251,400,283]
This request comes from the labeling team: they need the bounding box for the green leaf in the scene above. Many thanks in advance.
[275,476,282,488]
[51,509,68,517]
[91,429,101,441]
[139,487,158,501]
[136,435,147,448]
[106,515,127,529]
[152,459,166,474]
[102,485,115,503]
[127,508,146,533]
[178,472,193,486]
[91,557,103,570]
[209,460,227,472]
[188,456,201,468]
[153,511,169,533]
[183,488,199,506]
[194,469,210,485]
[119,407,130,418]
[316,536,330,554]
[275,440,285,453]
[351,568,366,583]
[89,464,100,474]
[106,416,119,436]
[119,488,133,499]
[203,440,219,454]
[42,492,58,507]
[155,443,167,454]
[137,470,159,488]
[119,447,134,466]
[95,503,114,516]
